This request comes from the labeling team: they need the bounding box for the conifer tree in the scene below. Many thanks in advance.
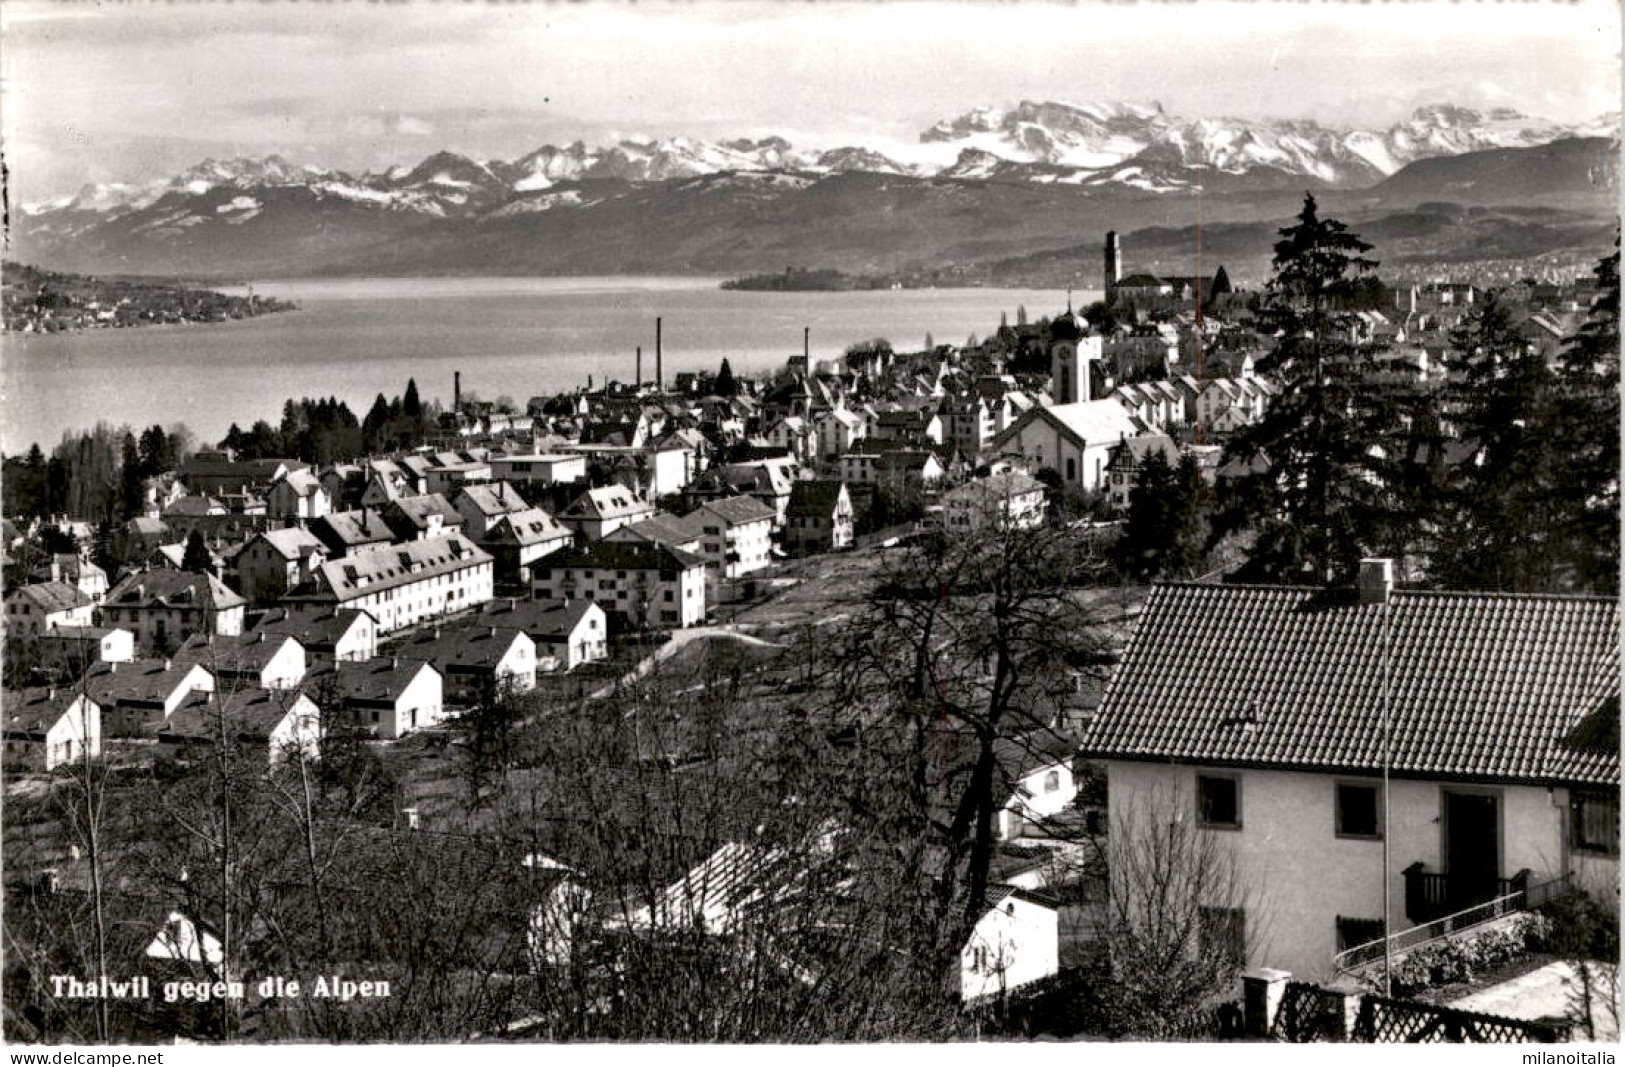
[1551,240,1621,594]
[1213,194,1404,585]
[181,529,212,574]
[714,358,738,397]
[1430,293,1564,591]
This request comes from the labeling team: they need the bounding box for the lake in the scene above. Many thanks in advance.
[1,276,1096,453]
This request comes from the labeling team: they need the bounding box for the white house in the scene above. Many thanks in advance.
[1081,563,1620,983]
[488,452,587,486]
[265,469,332,521]
[247,606,378,665]
[309,657,445,739]
[960,887,1060,1003]
[35,626,137,676]
[531,541,707,629]
[101,570,247,652]
[941,471,1048,534]
[5,581,96,637]
[482,507,573,589]
[451,482,531,541]
[82,658,216,737]
[994,734,1079,841]
[158,689,322,767]
[234,527,328,604]
[690,496,777,578]
[2,687,101,771]
[174,631,307,691]
[475,598,608,672]
[281,534,493,635]
[558,486,657,543]
[395,621,535,705]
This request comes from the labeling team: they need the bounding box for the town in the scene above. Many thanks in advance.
[2,201,1618,1044]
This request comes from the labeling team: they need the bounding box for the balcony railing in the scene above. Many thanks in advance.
[1334,870,1572,976]
[1404,863,1526,924]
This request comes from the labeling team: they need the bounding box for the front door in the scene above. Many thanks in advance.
[1444,791,1501,911]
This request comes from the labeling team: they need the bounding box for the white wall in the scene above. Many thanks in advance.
[961,897,1060,1002]
[1105,760,1575,983]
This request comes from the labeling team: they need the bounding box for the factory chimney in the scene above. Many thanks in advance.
[804,327,810,364]
[656,318,663,391]
[636,346,643,387]
[454,371,462,412]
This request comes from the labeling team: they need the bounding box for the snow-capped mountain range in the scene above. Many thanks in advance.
[27,100,1618,219]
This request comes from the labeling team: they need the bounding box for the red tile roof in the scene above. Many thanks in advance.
[1082,584,1619,787]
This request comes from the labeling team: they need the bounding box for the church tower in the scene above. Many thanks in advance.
[1104,231,1122,294]
[1049,305,1102,405]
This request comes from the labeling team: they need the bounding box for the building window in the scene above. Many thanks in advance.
[1196,774,1241,830]
[1043,770,1061,793]
[1065,458,1076,482]
[1198,906,1246,968]
[1336,782,1382,839]
[1336,916,1386,953]
[1571,790,1620,855]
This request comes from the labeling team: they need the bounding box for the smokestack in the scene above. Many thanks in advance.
[636,346,643,387]
[454,371,462,412]
[655,318,663,391]
[804,326,810,363]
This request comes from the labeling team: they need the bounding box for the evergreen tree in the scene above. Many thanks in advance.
[403,378,423,420]
[1213,194,1404,585]
[714,359,738,397]
[1016,304,1028,327]
[118,433,144,521]
[181,530,212,574]
[1551,241,1620,594]
[1430,294,1565,590]
[90,518,119,577]
[362,393,391,452]
[1115,449,1205,581]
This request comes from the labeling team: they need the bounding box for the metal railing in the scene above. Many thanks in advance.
[1333,872,1571,975]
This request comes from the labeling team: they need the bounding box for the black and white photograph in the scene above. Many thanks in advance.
[0,0,1619,1047]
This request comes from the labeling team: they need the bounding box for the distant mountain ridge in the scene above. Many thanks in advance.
[11,101,1618,281]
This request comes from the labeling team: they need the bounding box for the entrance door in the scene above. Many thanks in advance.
[1444,791,1501,911]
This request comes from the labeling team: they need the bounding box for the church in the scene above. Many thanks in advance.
[1102,229,1232,311]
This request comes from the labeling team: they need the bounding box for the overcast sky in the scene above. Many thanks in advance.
[3,0,1619,204]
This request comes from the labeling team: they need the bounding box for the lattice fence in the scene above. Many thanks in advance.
[1274,981,1348,1042]
[1352,994,1565,1043]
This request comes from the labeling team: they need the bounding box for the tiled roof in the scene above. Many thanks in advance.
[384,493,463,532]
[311,508,393,549]
[248,606,373,649]
[393,619,531,673]
[484,508,570,548]
[160,689,313,741]
[786,480,848,517]
[83,658,212,708]
[8,581,93,615]
[104,570,246,612]
[253,527,327,561]
[535,539,704,573]
[562,486,650,522]
[695,495,776,526]
[476,597,602,639]
[2,687,93,736]
[454,482,529,518]
[173,631,301,675]
[1082,584,1620,787]
[292,534,490,603]
[611,512,703,548]
[307,658,437,704]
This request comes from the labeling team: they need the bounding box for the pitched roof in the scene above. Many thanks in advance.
[561,486,651,522]
[104,570,246,612]
[535,539,704,573]
[306,657,437,704]
[173,631,301,675]
[786,480,849,517]
[248,605,374,649]
[1082,583,1620,787]
[996,400,1141,453]
[311,508,393,549]
[393,619,531,673]
[694,495,777,526]
[252,527,328,561]
[475,597,603,640]
[384,493,463,532]
[82,658,212,708]
[483,507,570,548]
[611,512,704,548]
[290,534,490,603]
[8,581,93,614]
[160,689,313,742]
[2,687,93,736]
[454,482,530,518]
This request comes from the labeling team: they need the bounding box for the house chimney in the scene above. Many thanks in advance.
[1358,558,1394,605]
[655,317,663,391]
